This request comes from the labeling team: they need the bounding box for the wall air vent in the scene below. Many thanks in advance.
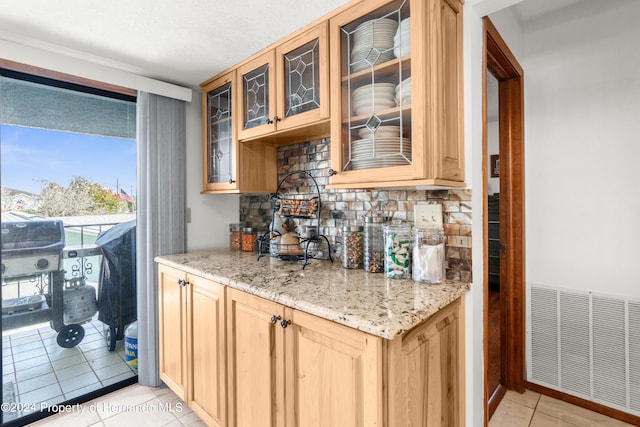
[528,285,640,417]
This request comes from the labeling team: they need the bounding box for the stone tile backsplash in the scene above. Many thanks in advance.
[240,139,472,282]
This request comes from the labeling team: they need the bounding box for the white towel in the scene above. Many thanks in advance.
[412,243,445,283]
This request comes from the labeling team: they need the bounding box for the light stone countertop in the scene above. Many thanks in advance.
[155,249,470,340]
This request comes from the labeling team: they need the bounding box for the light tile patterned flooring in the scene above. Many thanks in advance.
[2,317,136,423]
[490,389,636,427]
[4,319,634,427]
[26,385,637,426]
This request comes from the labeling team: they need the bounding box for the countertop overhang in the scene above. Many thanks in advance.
[155,249,470,340]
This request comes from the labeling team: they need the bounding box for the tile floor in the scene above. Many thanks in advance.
[23,384,637,427]
[490,389,636,427]
[2,317,136,423]
[3,318,635,427]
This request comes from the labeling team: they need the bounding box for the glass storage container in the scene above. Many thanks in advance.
[383,220,411,279]
[342,225,364,269]
[412,227,446,283]
[229,223,242,250]
[242,227,257,252]
[364,216,385,273]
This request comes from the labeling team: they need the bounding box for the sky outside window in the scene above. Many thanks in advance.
[1,124,136,196]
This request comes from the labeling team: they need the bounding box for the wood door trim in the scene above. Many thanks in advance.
[482,16,526,425]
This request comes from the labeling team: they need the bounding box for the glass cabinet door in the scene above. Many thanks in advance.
[341,0,410,172]
[206,80,235,185]
[330,0,416,184]
[283,38,321,118]
[238,52,277,140]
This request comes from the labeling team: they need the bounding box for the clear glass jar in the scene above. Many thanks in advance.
[342,225,364,269]
[364,216,385,273]
[412,228,446,283]
[229,223,242,250]
[242,227,257,252]
[383,221,411,279]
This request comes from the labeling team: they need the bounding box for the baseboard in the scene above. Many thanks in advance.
[527,382,640,426]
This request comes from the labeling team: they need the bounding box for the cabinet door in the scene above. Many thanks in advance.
[188,275,226,427]
[202,71,240,192]
[387,297,463,427]
[285,309,383,427]
[329,0,417,186]
[227,289,285,427]
[275,23,330,132]
[237,51,277,140]
[158,264,188,400]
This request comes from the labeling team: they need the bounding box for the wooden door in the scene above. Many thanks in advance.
[188,275,226,427]
[158,264,188,400]
[226,289,285,427]
[483,17,526,423]
[285,309,383,427]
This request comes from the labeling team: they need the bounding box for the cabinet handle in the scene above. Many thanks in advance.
[270,315,281,324]
[176,279,187,287]
[280,319,291,329]
[273,116,281,123]
[229,178,236,184]
[328,169,337,176]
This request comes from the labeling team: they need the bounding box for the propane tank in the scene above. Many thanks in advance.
[124,321,138,368]
[62,279,98,324]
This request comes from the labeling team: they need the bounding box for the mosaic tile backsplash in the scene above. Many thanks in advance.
[240,139,472,282]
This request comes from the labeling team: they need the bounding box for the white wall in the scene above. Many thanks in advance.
[184,96,239,250]
[493,1,640,299]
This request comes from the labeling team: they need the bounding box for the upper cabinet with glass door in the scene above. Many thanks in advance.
[328,0,465,189]
[201,71,276,194]
[237,23,331,143]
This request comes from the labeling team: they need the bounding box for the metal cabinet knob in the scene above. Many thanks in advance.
[280,319,291,329]
[270,315,282,324]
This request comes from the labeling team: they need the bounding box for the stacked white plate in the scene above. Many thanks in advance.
[357,125,402,139]
[395,77,411,106]
[352,82,396,116]
[393,17,411,58]
[351,18,398,71]
[350,131,412,170]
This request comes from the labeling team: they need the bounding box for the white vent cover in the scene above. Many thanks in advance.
[528,285,640,416]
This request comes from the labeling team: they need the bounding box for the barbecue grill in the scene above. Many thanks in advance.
[1,220,95,347]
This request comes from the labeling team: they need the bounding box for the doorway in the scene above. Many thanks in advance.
[482,17,526,423]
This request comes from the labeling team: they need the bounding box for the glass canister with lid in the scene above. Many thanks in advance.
[342,225,364,269]
[242,227,257,252]
[363,216,385,273]
[229,223,242,250]
[383,220,412,279]
[412,227,446,283]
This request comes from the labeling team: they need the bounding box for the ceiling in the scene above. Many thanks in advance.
[0,0,585,91]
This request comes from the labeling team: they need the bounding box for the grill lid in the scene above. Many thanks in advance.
[1,220,65,254]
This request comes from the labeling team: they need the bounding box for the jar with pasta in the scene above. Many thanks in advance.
[229,223,242,250]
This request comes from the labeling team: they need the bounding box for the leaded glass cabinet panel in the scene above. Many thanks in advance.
[207,81,234,185]
[283,38,320,117]
[328,0,464,188]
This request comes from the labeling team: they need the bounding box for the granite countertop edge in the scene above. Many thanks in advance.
[155,249,470,340]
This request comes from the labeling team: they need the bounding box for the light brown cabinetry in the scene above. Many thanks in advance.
[226,288,382,427]
[226,287,463,427]
[236,23,331,144]
[201,71,277,194]
[159,262,464,427]
[158,264,226,427]
[328,0,465,189]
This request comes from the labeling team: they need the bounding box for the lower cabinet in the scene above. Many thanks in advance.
[159,263,464,427]
[158,264,226,427]
[226,289,383,427]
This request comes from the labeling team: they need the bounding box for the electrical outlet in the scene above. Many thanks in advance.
[414,204,442,228]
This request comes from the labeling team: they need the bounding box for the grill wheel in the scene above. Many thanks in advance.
[56,324,85,348]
